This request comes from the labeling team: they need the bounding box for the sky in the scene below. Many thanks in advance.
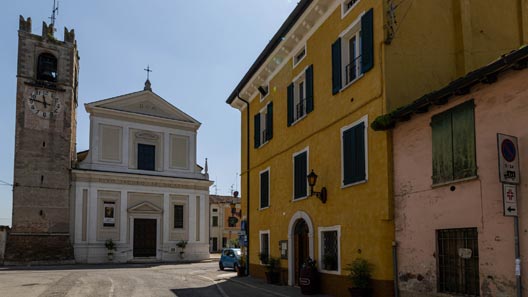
[0,0,299,226]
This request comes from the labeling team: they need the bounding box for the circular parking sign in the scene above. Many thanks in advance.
[501,139,516,162]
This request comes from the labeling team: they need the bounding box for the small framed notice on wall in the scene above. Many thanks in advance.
[103,201,115,227]
[279,240,288,259]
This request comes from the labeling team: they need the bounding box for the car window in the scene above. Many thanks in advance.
[234,250,241,256]
[223,250,230,256]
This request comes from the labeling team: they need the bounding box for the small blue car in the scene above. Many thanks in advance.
[219,248,241,271]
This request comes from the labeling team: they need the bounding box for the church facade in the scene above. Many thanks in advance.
[5,16,212,264]
[73,85,212,263]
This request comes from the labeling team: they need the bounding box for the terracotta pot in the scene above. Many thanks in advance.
[348,287,373,297]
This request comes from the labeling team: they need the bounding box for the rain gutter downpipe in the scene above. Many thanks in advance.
[237,93,250,276]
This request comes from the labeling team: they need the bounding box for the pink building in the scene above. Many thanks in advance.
[373,46,528,297]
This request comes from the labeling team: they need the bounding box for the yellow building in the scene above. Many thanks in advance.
[226,1,527,296]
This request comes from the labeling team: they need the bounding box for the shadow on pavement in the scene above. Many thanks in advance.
[171,284,221,297]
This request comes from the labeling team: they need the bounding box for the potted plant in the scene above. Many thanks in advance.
[300,257,319,295]
[176,240,188,259]
[346,258,373,297]
[105,239,116,261]
[264,256,281,284]
[323,253,337,271]
[258,252,269,265]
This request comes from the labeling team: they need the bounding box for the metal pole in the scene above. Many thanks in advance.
[515,216,522,297]
[392,241,399,297]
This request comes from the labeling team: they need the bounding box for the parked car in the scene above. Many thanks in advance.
[219,248,241,271]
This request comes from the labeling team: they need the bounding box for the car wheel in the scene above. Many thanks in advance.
[219,262,224,271]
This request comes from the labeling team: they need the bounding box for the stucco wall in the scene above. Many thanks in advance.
[393,68,528,297]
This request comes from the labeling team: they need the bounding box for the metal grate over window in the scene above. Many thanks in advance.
[437,228,480,296]
[322,231,338,271]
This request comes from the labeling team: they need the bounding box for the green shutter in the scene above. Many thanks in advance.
[305,65,314,113]
[343,127,355,185]
[452,100,476,180]
[260,171,269,208]
[294,152,307,199]
[332,38,342,95]
[287,83,294,126]
[300,152,307,197]
[254,113,261,148]
[431,111,454,184]
[343,122,366,185]
[266,102,273,141]
[354,122,366,181]
[361,8,374,73]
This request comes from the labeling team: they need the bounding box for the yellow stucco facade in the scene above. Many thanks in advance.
[229,1,526,296]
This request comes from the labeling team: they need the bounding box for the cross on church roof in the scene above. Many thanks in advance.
[144,65,153,91]
[144,65,153,80]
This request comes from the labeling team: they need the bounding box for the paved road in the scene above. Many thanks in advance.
[0,262,245,297]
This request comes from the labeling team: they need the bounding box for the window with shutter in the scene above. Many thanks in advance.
[431,100,476,185]
[254,102,273,148]
[289,65,314,125]
[260,169,270,209]
[332,8,374,94]
[293,150,308,199]
[174,205,184,229]
[342,118,367,186]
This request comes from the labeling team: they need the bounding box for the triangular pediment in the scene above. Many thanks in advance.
[128,201,163,214]
[86,90,200,125]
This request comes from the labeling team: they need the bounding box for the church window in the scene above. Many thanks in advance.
[137,143,156,171]
[37,53,58,82]
[174,205,184,229]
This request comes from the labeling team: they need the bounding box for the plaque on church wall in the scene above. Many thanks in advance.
[103,202,115,227]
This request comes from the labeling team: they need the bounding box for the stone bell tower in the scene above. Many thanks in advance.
[4,16,79,263]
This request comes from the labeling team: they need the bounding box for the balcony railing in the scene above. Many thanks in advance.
[295,98,306,121]
[345,55,362,85]
[261,129,267,142]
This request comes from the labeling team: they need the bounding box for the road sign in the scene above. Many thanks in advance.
[503,183,518,217]
[497,134,520,184]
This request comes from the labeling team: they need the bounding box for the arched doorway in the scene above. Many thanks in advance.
[294,219,309,285]
[287,211,314,286]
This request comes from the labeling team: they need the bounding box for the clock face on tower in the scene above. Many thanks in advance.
[27,88,62,119]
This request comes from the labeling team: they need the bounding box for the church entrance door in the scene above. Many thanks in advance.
[133,218,157,257]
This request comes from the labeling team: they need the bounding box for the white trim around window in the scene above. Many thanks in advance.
[318,225,341,275]
[259,230,270,264]
[292,146,309,201]
[341,0,361,19]
[292,44,307,68]
[259,83,270,102]
[340,115,368,188]
[259,167,271,210]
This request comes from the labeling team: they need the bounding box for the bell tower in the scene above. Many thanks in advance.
[4,16,79,263]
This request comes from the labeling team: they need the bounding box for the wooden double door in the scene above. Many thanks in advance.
[133,218,157,257]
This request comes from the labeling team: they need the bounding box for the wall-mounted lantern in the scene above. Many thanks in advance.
[307,170,327,203]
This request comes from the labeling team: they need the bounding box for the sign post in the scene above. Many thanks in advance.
[497,133,522,297]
